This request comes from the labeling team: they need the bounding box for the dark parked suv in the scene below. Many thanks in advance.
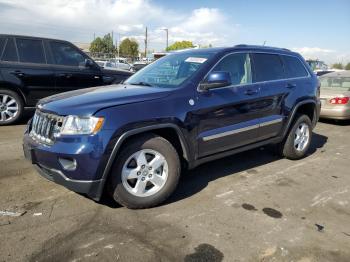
[0,34,132,125]
[23,45,321,209]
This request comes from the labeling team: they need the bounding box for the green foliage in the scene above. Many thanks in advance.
[332,63,344,70]
[119,38,139,58]
[166,41,194,51]
[345,63,350,70]
[90,33,115,54]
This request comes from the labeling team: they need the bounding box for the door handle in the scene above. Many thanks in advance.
[11,70,25,77]
[286,83,296,89]
[244,89,259,95]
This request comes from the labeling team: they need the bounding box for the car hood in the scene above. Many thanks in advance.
[38,84,172,116]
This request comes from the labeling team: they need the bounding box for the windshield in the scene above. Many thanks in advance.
[125,52,214,88]
[320,76,350,91]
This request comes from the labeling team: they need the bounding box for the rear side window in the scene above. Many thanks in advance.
[0,38,5,57]
[50,41,85,67]
[1,38,18,62]
[282,55,308,78]
[251,53,284,82]
[16,38,46,64]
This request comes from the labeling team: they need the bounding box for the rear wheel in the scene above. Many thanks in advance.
[108,134,181,209]
[275,114,312,160]
[0,89,23,125]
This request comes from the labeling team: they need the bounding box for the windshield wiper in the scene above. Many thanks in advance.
[127,81,153,87]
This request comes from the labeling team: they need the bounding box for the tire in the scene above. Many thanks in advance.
[275,114,312,160]
[108,134,181,209]
[0,89,24,126]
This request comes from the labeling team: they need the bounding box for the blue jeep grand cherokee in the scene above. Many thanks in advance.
[23,45,321,209]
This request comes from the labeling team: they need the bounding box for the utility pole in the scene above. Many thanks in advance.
[111,31,114,56]
[144,26,148,58]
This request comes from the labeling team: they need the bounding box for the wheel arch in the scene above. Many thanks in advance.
[283,99,317,138]
[95,123,191,200]
[0,82,26,105]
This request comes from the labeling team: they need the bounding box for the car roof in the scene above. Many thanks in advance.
[170,45,299,56]
[320,71,350,78]
[0,34,70,43]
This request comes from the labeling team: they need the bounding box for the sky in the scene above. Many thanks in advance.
[0,0,349,64]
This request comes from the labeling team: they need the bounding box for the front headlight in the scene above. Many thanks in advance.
[60,116,104,135]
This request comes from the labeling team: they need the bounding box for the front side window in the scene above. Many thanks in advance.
[252,53,284,82]
[320,76,350,91]
[16,38,46,64]
[1,38,18,62]
[282,55,308,78]
[125,52,214,88]
[211,53,252,85]
[50,41,85,67]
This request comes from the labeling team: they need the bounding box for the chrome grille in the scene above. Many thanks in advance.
[29,110,63,145]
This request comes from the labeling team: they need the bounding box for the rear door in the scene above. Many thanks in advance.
[250,53,290,140]
[0,37,55,106]
[48,41,103,93]
[196,52,263,157]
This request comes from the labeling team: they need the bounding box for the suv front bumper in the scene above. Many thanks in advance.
[23,128,115,201]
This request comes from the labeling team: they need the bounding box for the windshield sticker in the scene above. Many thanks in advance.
[185,57,207,63]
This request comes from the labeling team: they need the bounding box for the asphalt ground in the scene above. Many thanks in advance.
[0,117,349,262]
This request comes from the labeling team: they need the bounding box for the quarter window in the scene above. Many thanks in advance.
[251,53,284,82]
[1,38,18,62]
[50,41,85,67]
[211,53,252,85]
[282,55,308,78]
[16,38,46,64]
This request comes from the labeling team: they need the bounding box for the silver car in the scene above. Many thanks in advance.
[319,71,350,120]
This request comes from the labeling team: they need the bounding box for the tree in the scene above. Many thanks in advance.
[332,63,344,70]
[119,38,139,58]
[90,33,115,54]
[89,37,105,53]
[102,33,115,54]
[345,63,350,70]
[166,41,194,51]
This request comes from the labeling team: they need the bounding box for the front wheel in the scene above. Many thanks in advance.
[276,114,312,160]
[108,134,181,209]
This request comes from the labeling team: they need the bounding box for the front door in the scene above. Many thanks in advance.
[48,41,103,93]
[195,53,263,158]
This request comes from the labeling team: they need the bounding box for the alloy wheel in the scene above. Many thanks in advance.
[121,149,168,197]
[294,122,310,151]
[0,94,19,123]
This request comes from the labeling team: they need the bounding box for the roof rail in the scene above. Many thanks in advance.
[233,44,290,52]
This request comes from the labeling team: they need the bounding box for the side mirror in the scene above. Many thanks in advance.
[84,58,95,68]
[199,71,232,91]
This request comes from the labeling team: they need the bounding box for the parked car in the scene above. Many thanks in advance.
[0,34,133,125]
[109,58,132,71]
[132,61,148,72]
[319,71,350,120]
[23,45,320,209]
[95,60,132,72]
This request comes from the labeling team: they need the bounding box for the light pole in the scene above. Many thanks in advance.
[161,28,168,51]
